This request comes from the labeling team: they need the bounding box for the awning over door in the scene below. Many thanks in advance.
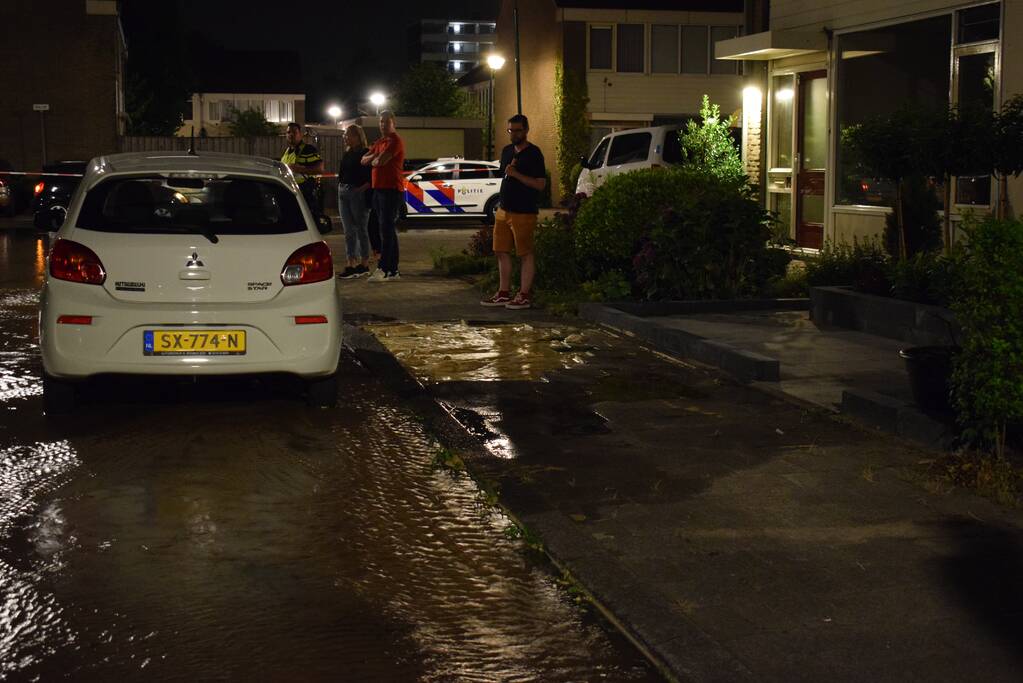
[715,30,826,61]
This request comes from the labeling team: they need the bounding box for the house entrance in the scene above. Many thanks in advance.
[795,70,827,249]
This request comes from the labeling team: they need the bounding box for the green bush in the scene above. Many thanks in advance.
[631,174,774,299]
[581,270,631,301]
[890,250,962,307]
[534,215,581,294]
[572,167,688,276]
[678,95,745,185]
[951,216,1023,457]
[805,240,892,296]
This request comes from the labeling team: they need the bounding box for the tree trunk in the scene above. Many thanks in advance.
[997,173,1009,220]
[943,175,952,254]
[896,179,908,260]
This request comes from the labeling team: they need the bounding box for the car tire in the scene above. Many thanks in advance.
[483,197,500,225]
[306,374,338,408]
[43,374,76,415]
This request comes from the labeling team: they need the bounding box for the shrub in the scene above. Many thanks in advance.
[890,250,962,308]
[805,240,892,296]
[573,167,689,276]
[883,174,942,257]
[631,174,773,299]
[678,95,745,185]
[534,214,582,294]
[466,226,494,258]
[581,270,631,301]
[951,215,1023,458]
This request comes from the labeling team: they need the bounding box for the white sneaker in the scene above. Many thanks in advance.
[367,268,386,282]
[383,271,401,281]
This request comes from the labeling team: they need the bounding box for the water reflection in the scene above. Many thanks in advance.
[370,322,602,384]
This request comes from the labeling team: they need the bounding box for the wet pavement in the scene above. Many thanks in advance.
[0,228,658,681]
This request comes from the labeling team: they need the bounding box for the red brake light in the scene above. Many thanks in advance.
[295,315,328,325]
[57,315,93,325]
[49,239,106,285]
[281,242,333,286]
[34,182,45,196]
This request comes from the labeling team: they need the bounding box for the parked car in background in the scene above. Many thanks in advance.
[39,151,342,413]
[33,161,88,230]
[575,125,683,197]
[401,158,502,223]
[0,177,14,216]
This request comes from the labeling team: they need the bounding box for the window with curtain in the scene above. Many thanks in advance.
[589,26,612,70]
[651,25,678,74]
[617,24,644,73]
[710,26,739,75]
[682,25,708,74]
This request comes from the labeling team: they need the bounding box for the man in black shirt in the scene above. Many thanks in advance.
[481,114,547,310]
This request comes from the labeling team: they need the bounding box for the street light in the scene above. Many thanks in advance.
[369,92,386,116]
[327,104,342,128]
[485,54,506,161]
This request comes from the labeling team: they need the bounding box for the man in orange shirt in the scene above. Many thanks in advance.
[361,110,406,281]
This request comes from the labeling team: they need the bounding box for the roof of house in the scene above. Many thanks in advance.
[555,0,743,10]
[193,50,304,95]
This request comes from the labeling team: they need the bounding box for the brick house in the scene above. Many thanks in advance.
[0,0,127,170]
[491,0,746,201]
[717,0,1023,248]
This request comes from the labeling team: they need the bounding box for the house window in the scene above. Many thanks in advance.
[835,15,952,206]
[681,26,709,74]
[771,75,794,169]
[589,26,613,70]
[208,100,223,121]
[957,3,1000,44]
[710,26,739,75]
[651,25,679,74]
[617,24,644,73]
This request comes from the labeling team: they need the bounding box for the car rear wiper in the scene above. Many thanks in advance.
[198,225,220,244]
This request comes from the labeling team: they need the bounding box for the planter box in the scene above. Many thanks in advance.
[609,298,809,317]
[810,286,958,346]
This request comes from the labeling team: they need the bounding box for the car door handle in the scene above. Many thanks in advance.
[179,269,211,280]
[442,183,454,188]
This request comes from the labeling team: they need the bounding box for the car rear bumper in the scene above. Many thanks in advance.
[40,279,343,379]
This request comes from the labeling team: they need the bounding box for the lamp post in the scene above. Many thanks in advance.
[369,92,386,117]
[327,105,342,128]
[486,54,505,161]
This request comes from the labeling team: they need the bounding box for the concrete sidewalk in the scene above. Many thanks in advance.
[338,229,1023,682]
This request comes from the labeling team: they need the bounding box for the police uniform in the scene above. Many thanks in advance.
[282,141,323,214]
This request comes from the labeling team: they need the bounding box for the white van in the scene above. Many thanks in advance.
[575,125,683,197]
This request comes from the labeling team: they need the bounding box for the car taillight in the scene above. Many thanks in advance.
[281,242,333,286]
[34,182,45,196]
[49,239,106,285]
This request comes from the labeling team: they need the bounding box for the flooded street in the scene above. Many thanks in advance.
[0,230,657,681]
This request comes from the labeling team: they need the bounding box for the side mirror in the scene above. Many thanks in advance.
[49,205,67,230]
[579,155,591,171]
[316,214,333,234]
[409,174,422,182]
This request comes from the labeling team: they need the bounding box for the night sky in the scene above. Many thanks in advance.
[122,0,499,121]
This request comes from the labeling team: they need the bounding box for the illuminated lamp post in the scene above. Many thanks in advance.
[486,54,506,161]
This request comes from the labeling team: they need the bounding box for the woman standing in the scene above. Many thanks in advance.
[337,125,373,278]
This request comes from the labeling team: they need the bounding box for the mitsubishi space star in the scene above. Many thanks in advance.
[39,152,342,413]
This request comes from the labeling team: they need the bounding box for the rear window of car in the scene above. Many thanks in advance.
[459,164,494,180]
[662,130,684,164]
[75,176,306,235]
[607,132,652,166]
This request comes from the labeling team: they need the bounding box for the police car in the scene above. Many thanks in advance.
[401,158,502,223]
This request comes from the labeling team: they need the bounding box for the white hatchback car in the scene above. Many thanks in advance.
[401,158,502,223]
[39,152,343,412]
[575,125,683,196]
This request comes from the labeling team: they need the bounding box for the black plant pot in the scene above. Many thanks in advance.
[899,345,960,415]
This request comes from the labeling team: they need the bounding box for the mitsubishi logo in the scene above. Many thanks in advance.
[186,251,205,268]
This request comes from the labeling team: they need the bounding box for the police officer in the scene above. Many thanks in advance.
[282,122,324,217]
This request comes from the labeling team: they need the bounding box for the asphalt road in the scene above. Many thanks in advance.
[0,224,656,681]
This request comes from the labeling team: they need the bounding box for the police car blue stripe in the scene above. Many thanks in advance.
[424,189,465,213]
[405,193,434,214]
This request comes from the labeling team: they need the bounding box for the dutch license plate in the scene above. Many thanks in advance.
[143,330,246,356]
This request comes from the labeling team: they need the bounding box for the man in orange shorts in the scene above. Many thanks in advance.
[481,114,547,310]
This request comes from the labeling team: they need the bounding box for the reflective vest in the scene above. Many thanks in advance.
[281,142,322,185]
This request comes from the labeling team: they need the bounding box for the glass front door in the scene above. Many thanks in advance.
[795,71,827,249]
